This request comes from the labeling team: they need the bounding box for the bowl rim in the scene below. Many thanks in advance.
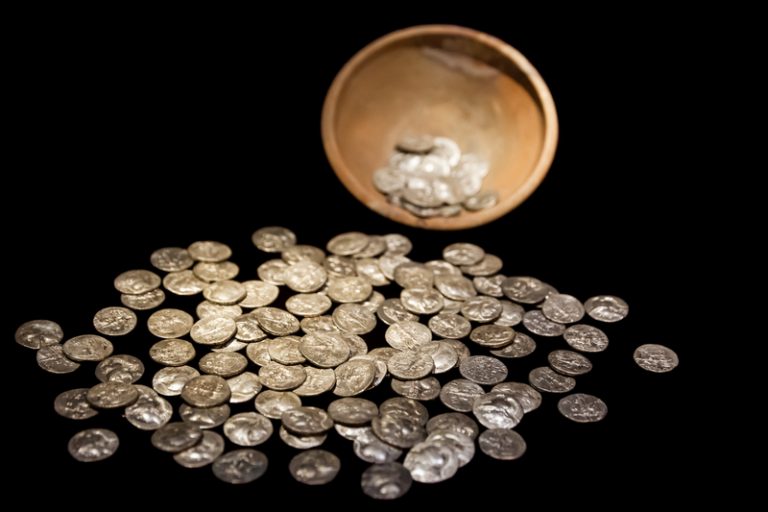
[321,24,559,230]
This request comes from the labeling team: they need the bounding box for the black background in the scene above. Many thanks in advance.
[6,9,699,507]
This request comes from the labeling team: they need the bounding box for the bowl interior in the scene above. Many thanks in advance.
[322,25,558,230]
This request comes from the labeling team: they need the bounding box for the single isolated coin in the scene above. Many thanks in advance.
[68,428,119,462]
[633,344,679,373]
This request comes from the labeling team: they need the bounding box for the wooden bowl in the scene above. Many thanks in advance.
[321,25,559,230]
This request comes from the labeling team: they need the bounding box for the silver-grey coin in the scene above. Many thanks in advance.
[563,324,609,353]
[121,288,166,310]
[254,390,302,419]
[152,365,200,396]
[37,344,80,374]
[461,254,503,276]
[174,430,225,468]
[396,134,434,153]
[443,243,485,266]
[501,276,554,304]
[361,290,386,314]
[633,344,679,373]
[443,339,471,362]
[62,334,114,362]
[147,308,194,339]
[86,382,138,409]
[15,319,63,349]
[472,391,524,429]
[585,295,629,322]
[354,428,403,464]
[439,379,485,412]
[114,269,161,295]
[469,324,515,348]
[187,240,232,262]
[181,375,231,407]
[252,226,297,253]
[252,307,300,336]
[426,429,475,467]
[54,388,98,420]
[557,393,608,423]
[340,332,369,358]
[461,296,502,323]
[426,413,479,440]
[212,449,268,484]
[328,398,379,425]
[490,332,537,358]
[401,287,444,315]
[227,372,262,403]
[282,406,334,435]
[162,270,207,296]
[124,385,173,430]
[334,424,371,441]
[459,355,508,385]
[361,462,413,500]
[528,367,576,393]
[385,321,432,351]
[425,259,462,278]
[472,274,506,297]
[491,382,542,413]
[289,449,340,485]
[68,428,119,462]
[149,338,196,366]
[494,300,525,327]
[199,351,248,378]
[541,293,585,324]
[211,340,249,354]
[419,341,458,374]
[151,422,203,453]
[434,275,477,301]
[522,310,566,337]
[372,414,426,449]
[355,258,389,286]
[150,247,194,272]
[463,191,498,211]
[279,425,327,449]
[391,377,441,401]
[478,428,527,460]
[548,350,593,376]
[404,440,458,483]
[95,354,144,384]
[179,403,231,429]
[300,315,338,335]
[379,397,429,425]
[378,254,411,280]
[223,412,273,446]
[245,340,272,366]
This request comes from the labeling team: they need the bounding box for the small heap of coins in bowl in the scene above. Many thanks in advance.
[15,227,678,499]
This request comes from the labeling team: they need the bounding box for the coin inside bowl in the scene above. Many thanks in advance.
[322,25,558,230]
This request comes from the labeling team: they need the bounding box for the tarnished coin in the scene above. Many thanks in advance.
[252,226,297,252]
[469,324,515,348]
[68,429,119,462]
[62,334,113,362]
[443,243,485,266]
[187,240,231,262]
[328,398,378,425]
[152,365,200,396]
[528,367,576,393]
[223,412,273,446]
[148,309,194,339]
[125,385,173,430]
[293,367,336,397]
[440,379,485,412]
[472,275,506,297]
[542,294,585,324]
[193,261,240,282]
[279,425,327,449]
[37,344,80,374]
[387,351,435,380]
[181,375,231,407]
[179,403,231,429]
[472,391,524,429]
[434,275,476,301]
[151,422,203,453]
[326,276,372,303]
[563,324,609,353]
[253,307,300,336]
[461,254,503,276]
[361,462,413,500]
[426,429,475,467]
[162,270,207,296]
[633,344,679,373]
[121,288,166,310]
[523,310,566,337]
[401,287,444,315]
[15,319,63,349]
[426,413,480,440]
[494,300,525,327]
[255,390,302,419]
[548,350,593,376]
[286,293,332,317]
[258,362,307,391]
[54,388,98,420]
[196,301,242,319]
[282,406,334,435]
[461,296,502,323]
[86,382,138,409]
[333,359,376,396]
[190,316,236,346]
[502,276,553,304]
[372,415,426,449]
[478,429,527,460]
[174,431,225,468]
[557,393,608,423]
[354,428,404,463]
[585,295,629,322]
[385,321,432,351]
[150,338,196,366]
[95,354,144,383]
[327,232,369,256]
[459,355,508,385]
[404,440,458,483]
[257,259,288,285]
[332,303,376,335]
[150,247,194,272]
[203,280,246,305]
[289,449,341,485]
[490,332,537,359]
[427,312,471,339]
[491,382,542,413]
[391,377,441,401]
[199,352,247,378]
[212,449,268,484]
[114,269,161,295]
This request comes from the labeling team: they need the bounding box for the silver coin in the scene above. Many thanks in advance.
[327,232,370,256]
[223,412,273,446]
[239,280,280,308]
[361,462,413,500]
[443,339,471,362]
[212,339,249,354]
[491,382,542,413]
[196,301,242,319]
[332,303,376,335]
[494,300,525,327]
[279,425,327,449]
[162,270,207,296]
[181,375,231,407]
[425,259,462,278]
[371,415,426,449]
[251,226,297,253]
[326,276,372,303]
[391,377,441,401]
[378,254,411,280]
[124,385,173,430]
[289,449,340,485]
[439,379,485,412]
[121,288,166,310]
[257,259,288,285]
[393,262,434,289]
[54,388,98,420]
[490,332,537,359]
[254,390,302,419]
[469,324,515,348]
[300,315,338,335]
[426,413,479,440]
[15,319,63,349]
[384,233,413,255]
[179,403,231,429]
[353,428,403,463]
[252,307,300,336]
[333,359,376,396]
[324,255,357,277]
[95,354,144,384]
[380,397,429,425]
[203,279,246,305]
[282,406,334,435]
[225,372,261,403]
[633,344,679,373]
[300,331,350,368]
[523,310,566,337]
[62,334,113,362]
[426,429,475,467]
[265,336,304,365]
[36,344,80,374]
[187,240,231,262]
[528,367,576,393]
[174,431,225,468]
[193,261,240,282]
[282,244,326,265]
[212,449,268,484]
[292,367,336,397]
[463,191,498,211]
[548,350,593,376]
[334,424,371,441]
[434,275,476,301]
[441,297,465,314]
[258,362,306,391]
[234,314,267,342]
[459,355,508,385]
[328,398,378,425]
[283,260,328,293]
[461,296,502,323]
[374,166,407,194]
[401,287,444,315]
[190,316,237,346]
[149,338,196,366]
[385,321,432,351]
[114,269,161,295]
[396,134,434,153]
[286,293,332,317]
[147,308,194,339]
[563,324,609,353]
[542,294,585,324]
[478,428,527,460]
[585,295,629,322]
[199,351,249,378]
[443,243,484,266]
[387,351,435,380]
[152,365,200,396]
[472,274,506,297]
[150,247,194,272]
[501,276,554,304]
[341,332,369,357]
[472,391,524,429]
[68,428,119,462]
[245,340,272,366]
[356,236,387,259]
[404,440,458,483]
[461,254,503,276]
[355,258,390,286]
[86,382,138,409]
[419,341,458,374]
[427,313,471,340]
[557,393,608,423]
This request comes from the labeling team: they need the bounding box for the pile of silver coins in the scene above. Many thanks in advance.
[373,135,498,217]
[15,227,679,499]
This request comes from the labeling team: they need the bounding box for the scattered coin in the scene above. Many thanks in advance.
[459,355,508,385]
[585,295,629,322]
[121,288,166,310]
[150,247,194,272]
[223,412,274,446]
[15,319,63,349]
[361,462,413,500]
[633,344,679,373]
[174,431,225,468]
[114,269,161,295]
[36,344,80,374]
[563,324,609,353]
[62,334,114,362]
[289,449,341,485]
[86,382,139,409]
[95,354,144,383]
[54,388,98,420]
[68,428,119,462]
[478,429,527,460]
[557,393,608,423]
[212,449,268,484]
[148,309,194,339]
[548,350,593,376]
